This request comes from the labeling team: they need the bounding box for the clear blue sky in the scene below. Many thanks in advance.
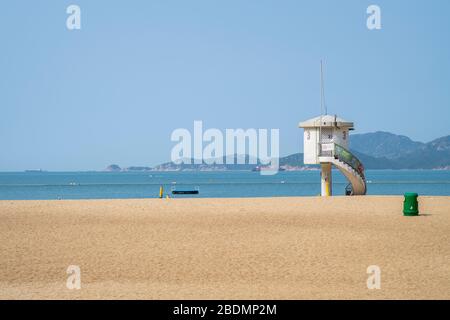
[1,0,449,171]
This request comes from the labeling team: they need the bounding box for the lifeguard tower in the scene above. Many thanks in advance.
[299,115,367,196]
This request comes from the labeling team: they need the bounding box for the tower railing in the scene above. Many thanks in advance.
[334,144,365,179]
[319,142,365,179]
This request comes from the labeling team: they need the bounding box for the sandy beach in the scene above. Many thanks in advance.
[0,196,449,300]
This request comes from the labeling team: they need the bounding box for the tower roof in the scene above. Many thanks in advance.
[298,114,354,129]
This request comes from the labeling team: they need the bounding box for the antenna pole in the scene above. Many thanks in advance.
[319,61,323,151]
[320,61,327,115]
[320,61,323,116]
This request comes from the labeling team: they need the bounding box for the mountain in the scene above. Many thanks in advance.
[152,155,279,171]
[350,133,450,169]
[105,133,450,171]
[279,151,398,170]
[105,164,121,172]
[391,136,450,169]
[350,131,425,159]
[427,135,450,152]
[279,153,304,166]
[350,150,400,169]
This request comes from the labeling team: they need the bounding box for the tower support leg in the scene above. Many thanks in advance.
[321,163,332,196]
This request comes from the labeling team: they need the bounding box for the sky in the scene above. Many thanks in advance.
[0,0,449,171]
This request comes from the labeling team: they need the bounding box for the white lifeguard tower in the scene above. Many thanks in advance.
[298,63,366,196]
[299,115,366,196]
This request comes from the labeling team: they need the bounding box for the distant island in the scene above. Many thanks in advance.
[104,132,450,172]
[105,164,154,172]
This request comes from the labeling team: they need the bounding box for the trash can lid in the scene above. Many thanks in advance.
[404,192,418,197]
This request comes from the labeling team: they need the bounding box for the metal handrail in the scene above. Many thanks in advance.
[333,143,365,179]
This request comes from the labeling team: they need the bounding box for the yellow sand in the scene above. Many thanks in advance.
[0,196,449,300]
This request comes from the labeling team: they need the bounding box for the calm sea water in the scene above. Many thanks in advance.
[0,170,449,200]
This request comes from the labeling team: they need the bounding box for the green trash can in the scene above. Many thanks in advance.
[403,193,419,216]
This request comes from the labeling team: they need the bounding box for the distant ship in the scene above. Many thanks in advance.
[24,169,45,173]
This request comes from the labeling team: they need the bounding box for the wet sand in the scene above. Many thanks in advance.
[0,196,449,299]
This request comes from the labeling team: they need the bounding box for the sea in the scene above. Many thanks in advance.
[0,170,449,200]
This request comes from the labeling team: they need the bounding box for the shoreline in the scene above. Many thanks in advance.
[0,195,449,202]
